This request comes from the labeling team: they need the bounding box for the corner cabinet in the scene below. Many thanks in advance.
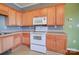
[56,4,64,25]
[22,32,30,47]
[13,34,22,48]
[16,11,22,26]
[8,8,16,26]
[22,11,33,26]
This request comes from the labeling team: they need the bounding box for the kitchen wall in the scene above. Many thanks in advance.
[64,3,79,51]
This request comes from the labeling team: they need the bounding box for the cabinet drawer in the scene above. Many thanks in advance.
[56,35,66,39]
[31,44,46,53]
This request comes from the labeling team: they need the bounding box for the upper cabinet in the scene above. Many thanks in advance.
[16,11,22,26]
[56,4,64,25]
[40,8,48,16]
[22,11,33,26]
[0,3,64,26]
[0,4,9,12]
[8,8,16,26]
[47,4,64,26]
[0,4,9,16]
[33,9,41,17]
[47,6,56,26]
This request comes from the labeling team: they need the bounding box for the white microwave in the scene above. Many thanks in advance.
[33,17,47,25]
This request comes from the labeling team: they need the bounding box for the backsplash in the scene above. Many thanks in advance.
[21,26,63,32]
[21,26,34,31]
[48,26,63,32]
[0,26,22,33]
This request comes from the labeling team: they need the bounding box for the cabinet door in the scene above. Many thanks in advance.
[22,33,30,46]
[47,6,56,26]
[56,4,64,25]
[40,8,48,16]
[14,34,22,47]
[0,38,3,54]
[22,11,33,26]
[3,36,14,52]
[51,35,56,51]
[16,11,22,26]
[55,35,66,54]
[33,9,41,17]
[46,34,52,51]
[8,8,16,26]
[0,4,9,12]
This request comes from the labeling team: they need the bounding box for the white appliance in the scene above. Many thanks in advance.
[33,17,47,25]
[30,26,48,53]
[30,32,46,53]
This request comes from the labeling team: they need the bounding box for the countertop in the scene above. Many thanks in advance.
[0,31,30,37]
[0,31,66,37]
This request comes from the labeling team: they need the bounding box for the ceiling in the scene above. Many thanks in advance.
[5,3,56,11]
[14,3,37,8]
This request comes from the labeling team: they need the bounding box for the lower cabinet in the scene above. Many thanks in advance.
[55,35,67,53]
[22,32,30,47]
[46,33,67,54]
[46,34,56,51]
[13,34,22,48]
[0,38,3,54]
[2,35,14,53]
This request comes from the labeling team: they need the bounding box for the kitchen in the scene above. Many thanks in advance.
[0,3,79,55]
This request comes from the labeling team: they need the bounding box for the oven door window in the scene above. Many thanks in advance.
[33,36,41,40]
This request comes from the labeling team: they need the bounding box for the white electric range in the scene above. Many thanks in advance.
[30,26,48,53]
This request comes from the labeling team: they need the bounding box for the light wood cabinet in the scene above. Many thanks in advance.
[2,36,14,52]
[33,9,41,17]
[47,6,56,26]
[56,4,64,25]
[46,33,66,54]
[40,8,48,16]
[0,4,9,16]
[55,35,66,53]
[0,4,9,12]
[22,11,33,26]
[46,35,52,51]
[0,38,3,54]
[14,34,22,48]
[22,33,30,47]
[46,34,56,51]
[8,8,16,26]
[16,11,22,26]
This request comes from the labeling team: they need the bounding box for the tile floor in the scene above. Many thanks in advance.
[10,45,63,55]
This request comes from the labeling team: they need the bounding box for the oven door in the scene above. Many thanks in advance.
[30,32,46,45]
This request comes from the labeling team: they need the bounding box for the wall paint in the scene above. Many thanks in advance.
[64,3,79,50]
